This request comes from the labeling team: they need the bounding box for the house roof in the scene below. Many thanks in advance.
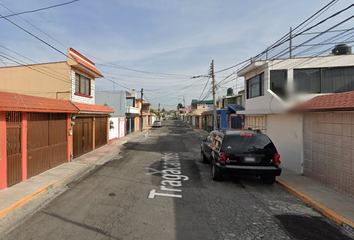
[142,103,152,106]
[71,102,114,113]
[69,48,103,78]
[291,91,354,112]
[0,91,78,113]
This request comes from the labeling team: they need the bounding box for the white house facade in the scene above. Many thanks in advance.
[237,53,354,174]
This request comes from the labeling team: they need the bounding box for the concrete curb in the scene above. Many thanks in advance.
[0,166,89,220]
[0,184,51,219]
[276,178,354,230]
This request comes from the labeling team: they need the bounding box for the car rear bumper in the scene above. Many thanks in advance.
[216,163,282,176]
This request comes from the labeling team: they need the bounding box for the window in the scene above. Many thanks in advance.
[221,135,275,153]
[294,66,354,94]
[321,67,354,93]
[270,70,287,99]
[126,98,135,107]
[75,73,91,96]
[247,73,264,99]
[294,69,320,93]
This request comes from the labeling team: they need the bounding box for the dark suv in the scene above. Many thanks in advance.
[200,130,281,184]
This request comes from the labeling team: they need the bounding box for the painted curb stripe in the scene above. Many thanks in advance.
[0,184,52,219]
[276,178,354,229]
[0,167,87,219]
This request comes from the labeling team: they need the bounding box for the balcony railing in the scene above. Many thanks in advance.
[126,106,140,114]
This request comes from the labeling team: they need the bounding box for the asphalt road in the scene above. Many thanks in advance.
[2,120,353,240]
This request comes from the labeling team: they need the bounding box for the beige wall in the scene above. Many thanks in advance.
[267,114,303,174]
[303,112,354,198]
[0,62,71,100]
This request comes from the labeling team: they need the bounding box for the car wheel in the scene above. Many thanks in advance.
[201,151,208,163]
[260,176,276,185]
[211,162,223,181]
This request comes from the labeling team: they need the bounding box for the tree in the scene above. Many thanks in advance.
[161,108,166,113]
[177,103,183,110]
[150,109,157,115]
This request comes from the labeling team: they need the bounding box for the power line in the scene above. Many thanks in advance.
[98,63,192,78]
[198,77,211,101]
[0,1,80,19]
[0,2,193,84]
[214,0,341,74]
[0,12,68,58]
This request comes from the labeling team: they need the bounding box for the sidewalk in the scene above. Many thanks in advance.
[183,122,354,231]
[0,129,148,219]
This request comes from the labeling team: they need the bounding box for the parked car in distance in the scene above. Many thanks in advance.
[153,120,162,127]
[200,130,281,184]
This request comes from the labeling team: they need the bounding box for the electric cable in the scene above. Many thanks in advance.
[0,1,80,19]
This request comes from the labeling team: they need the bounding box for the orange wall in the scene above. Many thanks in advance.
[135,116,140,131]
[0,112,7,190]
[0,62,71,100]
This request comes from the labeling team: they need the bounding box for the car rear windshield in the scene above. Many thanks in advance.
[221,134,276,153]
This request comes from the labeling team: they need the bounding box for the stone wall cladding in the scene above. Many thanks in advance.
[303,112,354,198]
[70,68,95,104]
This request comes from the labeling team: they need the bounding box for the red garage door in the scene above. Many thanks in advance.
[27,113,68,179]
[73,117,93,158]
[95,116,107,148]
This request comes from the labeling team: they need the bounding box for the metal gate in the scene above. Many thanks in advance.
[6,111,22,187]
[95,117,107,148]
[231,116,243,129]
[73,117,93,158]
[27,113,68,178]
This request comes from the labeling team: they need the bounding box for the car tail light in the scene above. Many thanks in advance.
[274,153,281,167]
[219,152,226,165]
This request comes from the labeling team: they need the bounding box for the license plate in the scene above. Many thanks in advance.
[244,157,256,163]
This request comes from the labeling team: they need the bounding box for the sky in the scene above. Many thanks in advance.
[0,0,353,110]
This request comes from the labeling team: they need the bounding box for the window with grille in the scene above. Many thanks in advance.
[75,73,91,96]
[246,73,264,99]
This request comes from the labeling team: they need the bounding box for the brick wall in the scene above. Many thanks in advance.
[70,68,95,104]
[303,112,354,197]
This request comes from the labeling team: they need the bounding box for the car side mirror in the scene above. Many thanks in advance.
[199,137,206,141]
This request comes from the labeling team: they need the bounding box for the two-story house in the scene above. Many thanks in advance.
[190,99,213,129]
[237,48,354,197]
[125,89,139,134]
[142,102,154,127]
[0,48,113,189]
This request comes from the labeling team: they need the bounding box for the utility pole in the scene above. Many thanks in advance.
[289,27,293,58]
[158,103,160,120]
[212,60,217,131]
[140,88,143,131]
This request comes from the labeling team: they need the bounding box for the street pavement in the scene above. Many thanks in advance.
[0,119,353,239]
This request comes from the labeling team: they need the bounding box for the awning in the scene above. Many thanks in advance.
[227,104,245,114]
[0,91,78,113]
[71,101,114,114]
